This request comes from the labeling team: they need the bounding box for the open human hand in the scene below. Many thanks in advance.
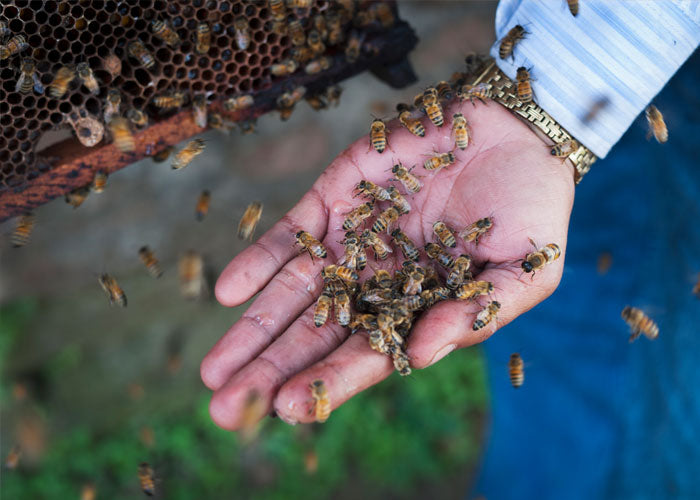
[201,100,574,429]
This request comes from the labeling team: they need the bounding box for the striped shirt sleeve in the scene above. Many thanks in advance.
[490,0,700,158]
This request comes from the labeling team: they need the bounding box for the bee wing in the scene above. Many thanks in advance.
[33,73,45,94]
[14,73,27,93]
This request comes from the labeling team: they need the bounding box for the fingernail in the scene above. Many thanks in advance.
[429,344,457,366]
[275,411,298,426]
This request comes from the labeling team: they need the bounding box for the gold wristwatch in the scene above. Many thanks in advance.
[470,60,597,184]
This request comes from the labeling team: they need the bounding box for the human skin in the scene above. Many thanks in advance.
[201,100,575,429]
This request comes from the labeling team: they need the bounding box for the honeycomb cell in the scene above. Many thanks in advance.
[4,5,19,18]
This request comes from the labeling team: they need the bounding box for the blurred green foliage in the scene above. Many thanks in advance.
[1,299,488,499]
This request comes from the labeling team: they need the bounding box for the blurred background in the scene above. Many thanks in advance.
[0,2,498,498]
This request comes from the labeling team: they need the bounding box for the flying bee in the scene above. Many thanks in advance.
[68,110,104,148]
[103,53,122,77]
[151,19,181,46]
[234,17,250,50]
[446,254,472,289]
[15,58,44,94]
[49,65,76,98]
[99,273,127,307]
[314,289,333,327]
[171,138,205,170]
[345,30,364,63]
[391,162,422,193]
[152,146,173,162]
[396,103,425,138]
[224,94,254,112]
[355,180,390,201]
[153,91,185,109]
[422,87,444,127]
[509,353,524,388]
[288,19,306,46]
[276,86,306,108]
[5,445,21,470]
[425,242,455,270]
[550,139,579,161]
[65,186,90,208]
[621,306,659,342]
[195,190,210,221]
[103,89,121,124]
[322,264,359,283]
[128,40,155,68]
[138,246,163,278]
[521,239,561,277]
[305,56,332,75]
[196,22,211,53]
[238,201,263,241]
[566,0,579,16]
[369,118,389,153]
[372,206,400,234]
[459,217,493,245]
[0,35,28,60]
[81,483,97,500]
[92,169,108,193]
[386,186,410,214]
[325,85,342,107]
[343,202,374,231]
[391,228,420,261]
[433,221,457,248]
[138,462,156,496]
[75,62,99,95]
[373,2,395,28]
[645,104,668,143]
[335,289,352,326]
[452,113,472,150]
[436,81,454,101]
[179,250,206,300]
[126,108,148,128]
[271,58,298,77]
[108,117,135,152]
[296,231,327,260]
[515,66,534,103]
[192,94,208,128]
[307,29,325,55]
[458,82,492,105]
[423,151,455,171]
[499,24,527,60]
[361,229,393,260]
[473,300,500,331]
[310,380,331,423]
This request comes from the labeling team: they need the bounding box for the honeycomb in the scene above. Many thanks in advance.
[0,0,416,215]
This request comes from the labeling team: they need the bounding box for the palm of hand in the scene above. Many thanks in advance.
[202,101,574,429]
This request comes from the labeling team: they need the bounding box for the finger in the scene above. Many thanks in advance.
[215,188,328,307]
[407,263,564,369]
[208,305,352,431]
[273,333,395,424]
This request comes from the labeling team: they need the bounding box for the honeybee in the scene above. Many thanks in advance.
[349,313,379,333]
[103,53,122,77]
[422,87,444,127]
[343,201,374,231]
[152,146,173,162]
[621,306,659,342]
[291,45,313,64]
[345,31,364,63]
[521,239,561,277]
[335,289,352,326]
[396,103,425,138]
[499,25,527,60]
[278,106,294,121]
[515,66,533,103]
[296,231,327,260]
[457,82,492,105]
[0,21,9,38]
[310,380,331,423]
[566,0,579,16]
[153,91,185,109]
[550,139,579,160]
[391,162,422,193]
[99,273,127,307]
[436,81,453,102]
[645,104,668,143]
[433,221,456,248]
[387,186,410,214]
[138,462,156,496]
[473,301,500,331]
[305,56,332,75]
[80,483,97,500]
[326,10,344,45]
[92,169,108,193]
[402,269,425,296]
[307,29,325,55]
[325,85,342,107]
[49,65,76,98]
[446,254,472,289]
[195,190,211,221]
[192,94,208,128]
[452,113,472,150]
[271,58,298,77]
[322,264,359,283]
[128,40,155,69]
[393,350,411,376]
[172,138,205,170]
[233,17,250,50]
[288,19,306,46]
[151,19,181,46]
[178,250,207,300]
[597,251,613,275]
[103,89,121,124]
[16,58,43,94]
[423,151,454,171]
[5,445,21,469]
[127,108,148,128]
[65,186,90,208]
[463,53,489,78]
[139,246,163,278]
[391,228,420,261]
[276,86,306,108]
[238,201,263,241]
[312,14,328,40]
[269,0,287,21]
[372,206,400,234]
[0,35,28,60]
[582,96,609,123]
[509,353,524,388]
[373,2,395,28]
[76,62,99,95]
[340,230,361,269]
[108,117,135,152]
[306,95,327,111]
[67,109,104,148]
[355,180,390,201]
[421,287,450,308]
[224,94,254,112]
[314,288,333,327]
[361,229,393,260]
[196,22,211,54]
[369,119,389,153]
[424,242,455,270]
[455,280,494,301]
[459,217,493,245]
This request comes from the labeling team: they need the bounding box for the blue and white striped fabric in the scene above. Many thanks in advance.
[491,0,700,158]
